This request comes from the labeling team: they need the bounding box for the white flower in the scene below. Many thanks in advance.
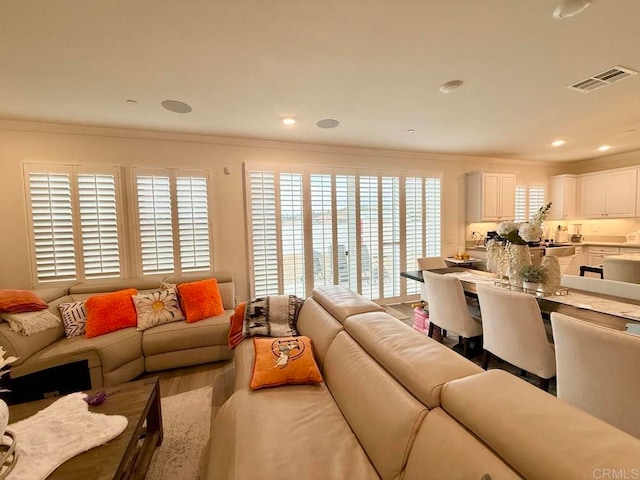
[497,221,520,236]
[519,223,543,243]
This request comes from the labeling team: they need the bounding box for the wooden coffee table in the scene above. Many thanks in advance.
[8,376,163,480]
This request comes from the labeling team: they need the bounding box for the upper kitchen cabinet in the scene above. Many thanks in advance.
[548,174,577,220]
[466,172,515,222]
[579,168,637,218]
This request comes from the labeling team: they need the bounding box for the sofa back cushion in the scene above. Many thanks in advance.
[296,298,342,369]
[404,408,521,480]
[69,279,160,301]
[441,370,640,479]
[323,331,427,480]
[344,312,483,408]
[312,285,383,324]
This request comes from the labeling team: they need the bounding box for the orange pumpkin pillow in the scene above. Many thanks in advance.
[85,288,138,338]
[228,302,246,349]
[177,278,224,323]
[0,289,48,313]
[250,336,323,390]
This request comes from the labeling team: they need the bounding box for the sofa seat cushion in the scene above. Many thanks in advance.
[13,327,142,375]
[344,312,483,408]
[441,370,640,479]
[141,311,232,357]
[205,385,379,480]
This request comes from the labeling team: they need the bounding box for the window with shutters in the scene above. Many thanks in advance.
[25,164,122,284]
[515,185,546,222]
[246,163,441,302]
[133,168,212,276]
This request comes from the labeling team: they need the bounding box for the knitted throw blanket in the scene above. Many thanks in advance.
[5,393,127,480]
[242,295,304,338]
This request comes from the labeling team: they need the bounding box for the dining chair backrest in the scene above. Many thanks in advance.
[422,271,482,338]
[603,256,640,284]
[476,284,555,379]
[417,257,447,270]
[551,312,640,439]
[560,274,640,300]
[417,257,448,302]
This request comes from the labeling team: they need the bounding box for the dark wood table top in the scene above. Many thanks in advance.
[9,376,161,480]
[402,268,640,331]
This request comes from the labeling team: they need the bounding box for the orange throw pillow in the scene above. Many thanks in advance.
[177,278,224,323]
[0,289,48,313]
[250,336,323,390]
[85,288,138,338]
[228,302,246,349]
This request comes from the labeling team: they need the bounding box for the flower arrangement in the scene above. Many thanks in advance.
[519,265,548,284]
[494,202,552,245]
[486,202,552,278]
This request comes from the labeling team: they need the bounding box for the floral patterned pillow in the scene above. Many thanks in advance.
[132,288,185,331]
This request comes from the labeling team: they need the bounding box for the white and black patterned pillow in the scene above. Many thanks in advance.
[58,301,88,338]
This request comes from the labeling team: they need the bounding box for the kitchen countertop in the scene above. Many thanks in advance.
[467,242,640,250]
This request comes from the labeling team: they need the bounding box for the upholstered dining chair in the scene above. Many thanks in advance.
[603,256,640,284]
[476,284,555,391]
[422,270,482,357]
[551,312,640,439]
[417,257,448,304]
[560,274,640,300]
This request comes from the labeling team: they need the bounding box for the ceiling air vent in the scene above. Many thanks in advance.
[567,66,638,93]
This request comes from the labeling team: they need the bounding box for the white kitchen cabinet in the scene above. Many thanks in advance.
[548,174,577,220]
[566,245,585,276]
[579,168,637,218]
[466,172,516,222]
[587,246,620,267]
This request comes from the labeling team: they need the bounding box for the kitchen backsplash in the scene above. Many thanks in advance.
[466,218,640,245]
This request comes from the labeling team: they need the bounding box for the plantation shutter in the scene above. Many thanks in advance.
[382,176,400,298]
[405,176,424,295]
[425,177,441,257]
[280,172,305,297]
[136,175,175,275]
[28,171,77,281]
[77,172,121,279]
[249,170,279,296]
[515,186,527,222]
[310,173,334,286]
[528,186,546,220]
[359,175,379,300]
[176,175,211,272]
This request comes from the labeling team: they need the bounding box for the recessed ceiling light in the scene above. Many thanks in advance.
[597,145,612,152]
[407,129,416,134]
[551,139,566,147]
[553,0,591,19]
[281,116,296,125]
[161,100,192,113]
[317,119,339,129]
[439,80,463,93]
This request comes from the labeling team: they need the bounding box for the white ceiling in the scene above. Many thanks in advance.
[2,0,640,162]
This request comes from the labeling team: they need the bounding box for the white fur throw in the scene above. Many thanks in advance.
[5,393,127,480]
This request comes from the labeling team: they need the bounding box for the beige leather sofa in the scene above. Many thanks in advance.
[203,285,640,480]
[1,272,234,389]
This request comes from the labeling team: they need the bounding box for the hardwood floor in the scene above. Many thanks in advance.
[141,360,235,403]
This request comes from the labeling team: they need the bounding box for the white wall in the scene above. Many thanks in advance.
[0,121,559,299]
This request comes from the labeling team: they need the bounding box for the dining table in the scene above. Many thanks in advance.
[401,267,640,332]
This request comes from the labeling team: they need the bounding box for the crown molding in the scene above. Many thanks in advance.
[0,118,556,168]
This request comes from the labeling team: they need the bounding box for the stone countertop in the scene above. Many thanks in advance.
[468,242,640,250]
